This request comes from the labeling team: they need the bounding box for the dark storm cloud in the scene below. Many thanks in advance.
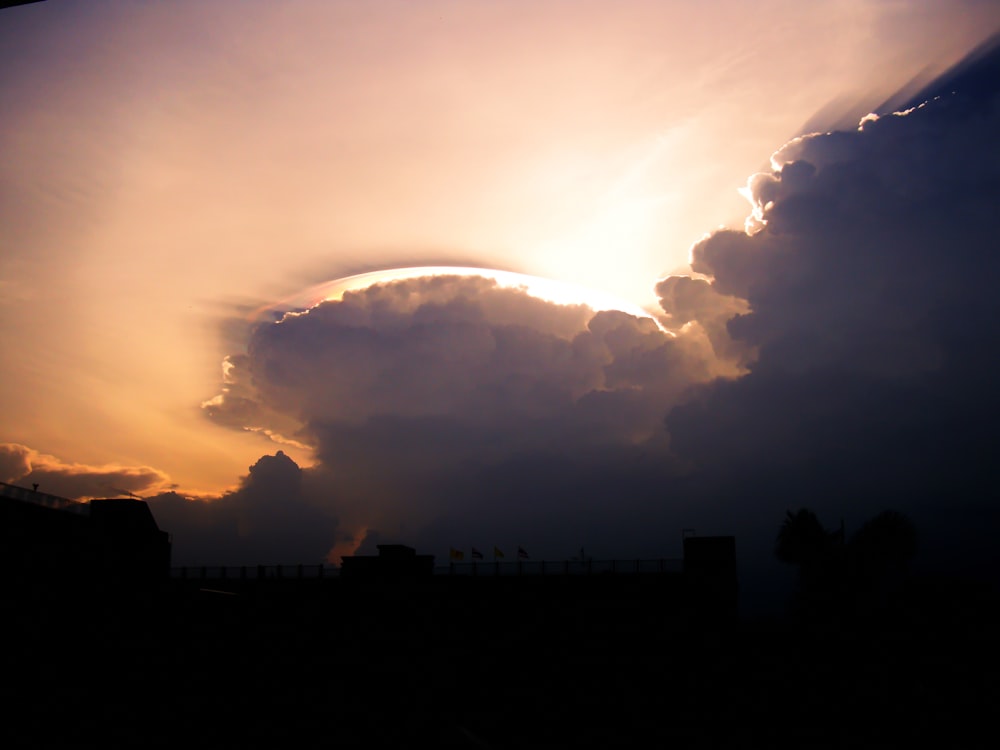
[691,93,1000,384]
[0,442,170,499]
[886,30,1000,113]
[665,74,1000,587]
[147,451,337,567]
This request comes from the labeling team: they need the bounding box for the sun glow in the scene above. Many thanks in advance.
[512,134,684,311]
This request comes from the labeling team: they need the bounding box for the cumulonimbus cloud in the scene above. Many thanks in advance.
[664,79,1000,582]
[199,274,729,561]
[148,451,338,567]
[175,51,1000,587]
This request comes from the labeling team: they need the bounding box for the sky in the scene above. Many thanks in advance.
[2,1,999,604]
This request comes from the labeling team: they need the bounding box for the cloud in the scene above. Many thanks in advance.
[162,45,1000,599]
[147,451,338,567]
[204,275,723,561]
[0,442,171,500]
[664,67,1000,586]
[688,91,1000,386]
[0,443,32,480]
[655,274,752,369]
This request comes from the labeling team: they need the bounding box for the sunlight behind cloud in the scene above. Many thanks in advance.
[260,267,663,328]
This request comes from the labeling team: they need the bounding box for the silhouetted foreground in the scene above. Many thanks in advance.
[1,483,170,596]
[2,486,997,746]
[6,569,997,745]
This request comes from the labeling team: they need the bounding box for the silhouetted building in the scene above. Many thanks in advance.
[0,482,171,592]
[88,498,172,585]
[340,544,434,579]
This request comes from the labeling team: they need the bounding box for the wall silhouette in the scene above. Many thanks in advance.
[1,482,170,596]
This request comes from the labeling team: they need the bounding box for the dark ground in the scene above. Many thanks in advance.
[4,572,997,748]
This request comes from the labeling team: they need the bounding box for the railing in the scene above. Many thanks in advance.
[170,564,333,581]
[169,559,683,582]
[0,481,90,515]
[441,559,682,576]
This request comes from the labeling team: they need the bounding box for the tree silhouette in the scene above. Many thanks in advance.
[849,509,916,573]
[775,509,835,569]
[775,509,846,620]
[848,510,916,612]
[775,507,916,622]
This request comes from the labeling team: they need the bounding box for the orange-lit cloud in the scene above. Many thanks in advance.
[0,443,172,500]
